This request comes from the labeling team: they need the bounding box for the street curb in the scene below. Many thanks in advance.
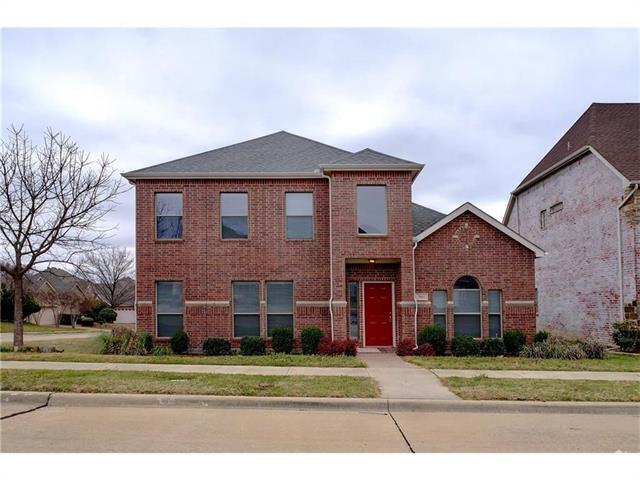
[2,391,639,415]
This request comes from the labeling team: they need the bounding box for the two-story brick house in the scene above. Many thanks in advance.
[124,131,543,350]
[504,103,639,342]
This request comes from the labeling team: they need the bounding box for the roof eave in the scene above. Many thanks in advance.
[319,163,425,180]
[413,202,546,258]
[121,171,325,182]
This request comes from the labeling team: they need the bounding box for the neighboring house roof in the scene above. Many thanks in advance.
[411,203,446,236]
[29,268,94,298]
[413,202,545,257]
[517,103,639,190]
[122,131,423,180]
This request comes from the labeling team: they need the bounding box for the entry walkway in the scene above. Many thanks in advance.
[359,353,460,400]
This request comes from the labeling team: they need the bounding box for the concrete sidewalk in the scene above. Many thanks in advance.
[359,353,460,400]
[432,369,640,381]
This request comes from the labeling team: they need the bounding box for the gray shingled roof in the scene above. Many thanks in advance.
[412,203,446,236]
[123,131,422,179]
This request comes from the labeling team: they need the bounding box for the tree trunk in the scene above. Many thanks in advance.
[13,274,24,349]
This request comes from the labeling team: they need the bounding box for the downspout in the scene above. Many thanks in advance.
[321,171,335,340]
[412,241,419,347]
[617,183,638,320]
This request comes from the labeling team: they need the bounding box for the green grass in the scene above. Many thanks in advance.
[1,337,106,354]
[442,376,640,402]
[0,322,101,334]
[406,353,640,372]
[0,369,378,398]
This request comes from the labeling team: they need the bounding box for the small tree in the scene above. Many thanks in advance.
[75,247,134,308]
[0,126,127,347]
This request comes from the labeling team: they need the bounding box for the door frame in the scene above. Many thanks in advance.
[362,281,396,347]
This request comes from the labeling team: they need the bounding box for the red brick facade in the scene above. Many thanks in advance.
[134,175,538,350]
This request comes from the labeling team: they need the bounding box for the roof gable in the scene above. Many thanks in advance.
[518,103,639,188]
[413,202,545,257]
[411,203,446,236]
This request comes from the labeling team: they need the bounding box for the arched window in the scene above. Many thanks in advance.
[453,276,481,337]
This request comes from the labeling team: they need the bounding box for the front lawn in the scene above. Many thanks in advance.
[0,369,378,398]
[442,376,640,402]
[1,337,106,354]
[0,322,101,334]
[406,353,639,372]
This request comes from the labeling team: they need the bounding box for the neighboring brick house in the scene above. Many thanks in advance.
[504,103,640,342]
[123,131,543,350]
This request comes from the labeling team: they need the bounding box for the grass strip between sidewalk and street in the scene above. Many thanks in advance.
[442,376,640,402]
[0,369,379,398]
[406,353,639,372]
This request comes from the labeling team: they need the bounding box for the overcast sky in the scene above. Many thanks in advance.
[1,28,638,251]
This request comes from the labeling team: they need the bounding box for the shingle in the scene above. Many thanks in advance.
[123,131,422,177]
[412,203,446,236]
[519,103,639,187]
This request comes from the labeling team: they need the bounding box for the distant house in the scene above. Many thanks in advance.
[123,131,543,349]
[504,103,639,341]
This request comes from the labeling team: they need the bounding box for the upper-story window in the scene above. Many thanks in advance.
[357,185,387,235]
[156,193,183,240]
[286,193,314,239]
[221,193,248,239]
[539,209,547,230]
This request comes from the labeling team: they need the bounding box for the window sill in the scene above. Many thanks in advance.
[154,238,184,243]
[357,233,388,238]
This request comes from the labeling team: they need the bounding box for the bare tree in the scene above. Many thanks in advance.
[75,247,134,308]
[0,126,127,347]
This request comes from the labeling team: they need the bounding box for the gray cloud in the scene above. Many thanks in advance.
[2,28,638,248]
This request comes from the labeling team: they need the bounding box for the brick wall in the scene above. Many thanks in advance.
[415,211,537,341]
[506,152,632,342]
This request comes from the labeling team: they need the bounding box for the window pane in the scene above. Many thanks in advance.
[357,186,387,234]
[222,217,248,239]
[156,193,182,216]
[286,217,313,239]
[157,216,182,239]
[432,291,447,314]
[454,314,481,337]
[221,193,248,216]
[157,282,183,313]
[267,282,293,314]
[454,276,479,289]
[233,282,259,313]
[267,314,293,335]
[349,282,358,339]
[434,314,446,329]
[453,289,480,313]
[234,315,260,337]
[488,290,502,314]
[157,314,183,337]
[489,314,502,338]
[286,193,313,216]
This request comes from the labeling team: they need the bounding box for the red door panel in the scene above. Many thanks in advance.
[364,283,393,346]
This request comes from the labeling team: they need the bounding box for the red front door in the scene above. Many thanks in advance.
[364,283,393,346]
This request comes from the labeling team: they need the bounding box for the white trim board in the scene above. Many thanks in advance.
[413,202,545,258]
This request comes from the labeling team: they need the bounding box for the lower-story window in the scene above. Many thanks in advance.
[349,282,359,339]
[453,276,481,337]
[156,281,183,337]
[233,281,260,337]
[267,281,294,336]
[488,290,502,338]
[432,290,447,329]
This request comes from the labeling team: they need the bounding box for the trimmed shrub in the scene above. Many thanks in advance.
[612,321,640,352]
[203,337,231,356]
[138,331,154,353]
[451,336,481,356]
[317,339,358,356]
[170,330,189,354]
[98,308,117,324]
[396,338,416,356]
[79,316,94,327]
[503,330,526,355]
[271,328,294,354]
[100,328,147,355]
[578,338,607,359]
[534,330,550,343]
[520,338,586,360]
[240,336,266,356]
[480,338,505,357]
[418,325,447,355]
[415,343,437,357]
[301,327,324,355]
